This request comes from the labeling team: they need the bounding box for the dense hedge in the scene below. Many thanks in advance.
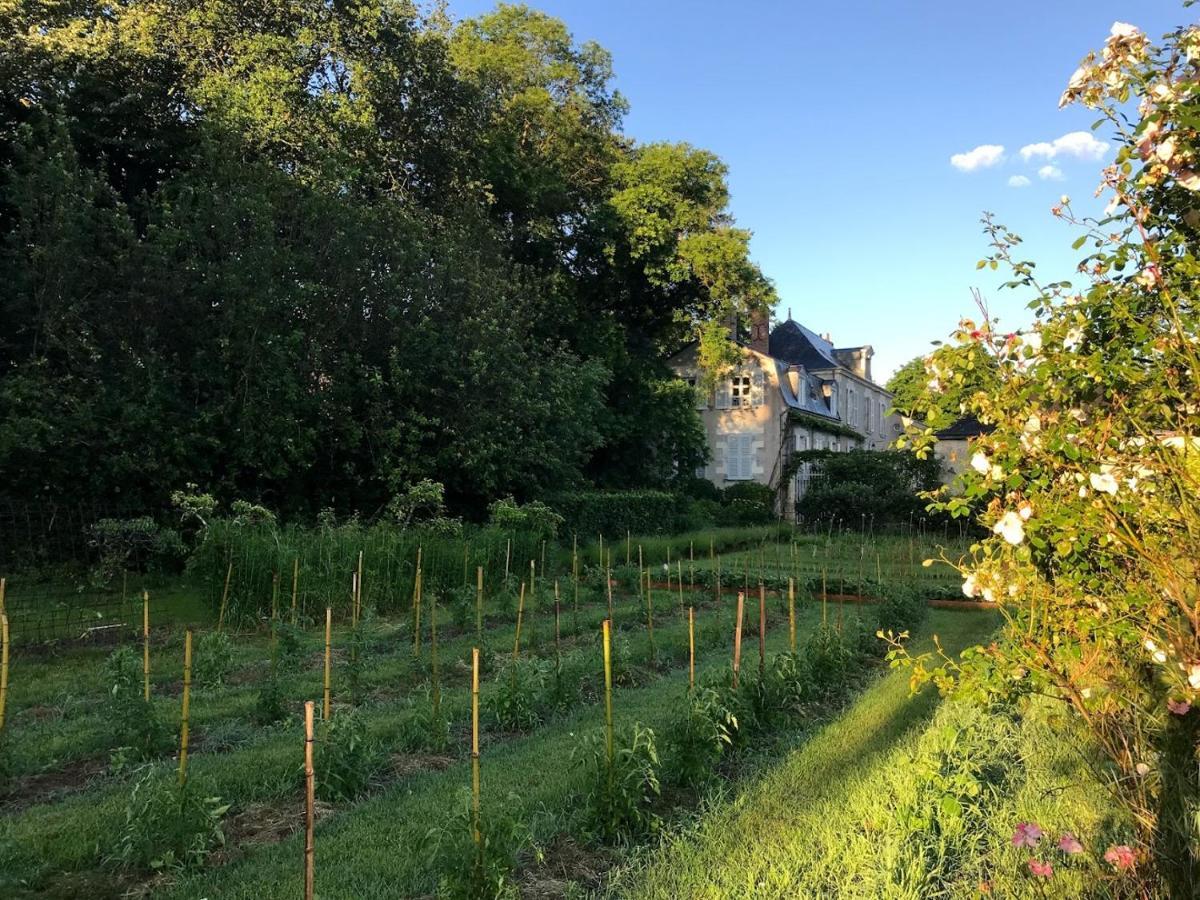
[547,490,690,537]
[794,450,944,527]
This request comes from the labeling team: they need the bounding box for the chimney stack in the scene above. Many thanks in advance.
[749,308,771,355]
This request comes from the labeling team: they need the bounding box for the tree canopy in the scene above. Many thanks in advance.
[0,0,774,517]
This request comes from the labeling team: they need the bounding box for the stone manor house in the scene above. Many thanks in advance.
[669,312,901,519]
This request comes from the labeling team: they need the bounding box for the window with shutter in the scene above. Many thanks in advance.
[726,434,754,480]
[715,379,732,409]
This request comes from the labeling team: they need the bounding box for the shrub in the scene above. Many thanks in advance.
[486,497,564,541]
[88,517,187,584]
[273,621,306,672]
[716,482,776,525]
[314,707,381,802]
[193,631,235,688]
[794,450,943,528]
[664,687,737,788]
[547,490,687,537]
[104,647,170,761]
[254,674,288,725]
[574,723,662,843]
[397,690,451,754]
[804,624,856,696]
[109,770,228,872]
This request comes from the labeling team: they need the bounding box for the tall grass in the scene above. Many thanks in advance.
[187,522,544,625]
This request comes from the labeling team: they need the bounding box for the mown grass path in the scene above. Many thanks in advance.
[607,610,997,900]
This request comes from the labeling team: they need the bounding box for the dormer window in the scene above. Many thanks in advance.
[730,374,753,407]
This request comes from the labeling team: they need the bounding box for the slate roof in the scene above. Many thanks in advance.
[934,415,994,440]
[768,320,840,370]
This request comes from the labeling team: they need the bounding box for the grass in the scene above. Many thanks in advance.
[608,613,1130,900]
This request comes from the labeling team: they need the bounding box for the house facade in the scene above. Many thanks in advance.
[668,314,901,519]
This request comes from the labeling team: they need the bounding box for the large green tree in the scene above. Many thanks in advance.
[0,0,771,518]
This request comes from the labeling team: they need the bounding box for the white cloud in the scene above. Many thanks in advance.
[950,144,1006,172]
[1020,131,1109,162]
[1008,175,1031,188]
[1037,165,1064,180]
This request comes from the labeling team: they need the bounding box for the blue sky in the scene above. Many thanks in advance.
[449,1,1188,380]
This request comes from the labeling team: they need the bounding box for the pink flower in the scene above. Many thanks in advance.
[1028,859,1054,878]
[1104,844,1136,870]
[1012,822,1044,848]
[1168,698,1191,716]
[1058,832,1084,855]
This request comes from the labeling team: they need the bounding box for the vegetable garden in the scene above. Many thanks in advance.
[0,521,997,898]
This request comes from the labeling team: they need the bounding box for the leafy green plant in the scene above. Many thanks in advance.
[273,621,305,672]
[108,769,229,872]
[574,723,662,843]
[254,674,288,725]
[314,707,381,802]
[664,687,736,788]
[423,790,534,900]
[87,516,187,584]
[397,689,451,754]
[104,646,170,761]
[490,658,546,732]
[193,631,235,688]
[804,623,856,696]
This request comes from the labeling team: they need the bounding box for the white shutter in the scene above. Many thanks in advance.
[715,379,732,409]
[751,369,765,406]
[728,434,753,480]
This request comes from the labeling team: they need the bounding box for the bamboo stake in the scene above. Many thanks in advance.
[513,582,525,660]
[412,559,423,657]
[178,630,193,786]
[1,577,7,617]
[688,607,695,691]
[758,583,767,680]
[572,534,580,633]
[304,700,315,900]
[822,568,828,626]
[0,611,9,735]
[540,540,546,580]
[626,531,631,566]
[291,557,299,625]
[602,619,614,791]
[504,538,511,583]
[605,561,614,624]
[323,607,332,720]
[471,648,481,856]
[788,577,796,652]
[272,570,280,624]
[475,566,484,646]
[553,580,562,675]
[645,573,656,666]
[530,559,536,609]
[217,561,233,632]
[356,550,364,623]
[430,592,440,725]
[732,592,744,689]
[677,560,684,621]
[142,590,151,702]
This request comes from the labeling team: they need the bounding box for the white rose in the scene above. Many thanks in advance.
[992,511,1025,546]
[1189,665,1200,690]
[1110,21,1141,41]
[1089,471,1119,495]
[970,452,990,475]
[962,574,979,599]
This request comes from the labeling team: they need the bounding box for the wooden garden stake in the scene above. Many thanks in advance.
[677,560,685,620]
[758,583,767,680]
[688,606,695,691]
[0,611,9,735]
[178,629,193,786]
[217,561,233,632]
[475,566,484,645]
[304,700,315,900]
[530,559,536,608]
[666,546,672,595]
[626,531,631,566]
[430,593,441,725]
[471,648,481,854]
[323,607,332,720]
[732,592,744,689]
[602,619,614,788]
[821,568,828,626]
[605,562,614,624]
[291,557,299,624]
[540,540,546,579]
[553,580,562,683]
[1,576,6,617]
[504,538,511,583]
[272,570,280,623]
[645,572,656,665]
[412,561,423,657]
[788,577,797,652]
[513,581,525,660]
[142,590,151,701]
[572,534,580,633]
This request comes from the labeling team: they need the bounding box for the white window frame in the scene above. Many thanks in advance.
[730,374,753,408]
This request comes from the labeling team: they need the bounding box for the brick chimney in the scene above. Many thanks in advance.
[748,308,771,355]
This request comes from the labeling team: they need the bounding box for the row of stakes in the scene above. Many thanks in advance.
[0,561,814,899]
